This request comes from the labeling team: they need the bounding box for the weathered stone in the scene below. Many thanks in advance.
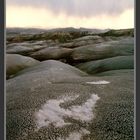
[6,66,134,140]
[71,37,134,62]
[96,69,134,76]
[6,54,40,79]
[6,45,34,55]
[77,55,134,74]
[60,35,105,48]
[30,47,73,61]
[14,60,88,79]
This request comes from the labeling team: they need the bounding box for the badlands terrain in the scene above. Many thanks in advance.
[6,28,134,140]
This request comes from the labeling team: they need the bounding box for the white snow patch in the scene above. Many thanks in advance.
[86,80,110,85]
[69,94,100,121]
[35,95,79,129]
[35,94,100,129]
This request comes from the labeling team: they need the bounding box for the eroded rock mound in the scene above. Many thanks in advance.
[71,37,134,62]
[77,55,134,74]
[96,69,134,76]
[30,47,73,61]
[60,35,106,48]
[6,54,40,79]
[12,60,88,80]
[6,40,57,56]
[6,45,34,55]
[6,66,134,140]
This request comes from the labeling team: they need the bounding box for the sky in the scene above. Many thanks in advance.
[6,0,134,29]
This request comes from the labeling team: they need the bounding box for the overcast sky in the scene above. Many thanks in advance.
[6,0,134,29]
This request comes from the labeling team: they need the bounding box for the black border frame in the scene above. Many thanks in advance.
[0,0,137,140]
[136,0,139,140]
[0,0,5,139]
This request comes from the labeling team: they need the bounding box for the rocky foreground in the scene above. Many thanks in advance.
[6,28,134,140]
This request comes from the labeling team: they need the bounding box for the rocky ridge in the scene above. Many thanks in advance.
[6,28,134,140]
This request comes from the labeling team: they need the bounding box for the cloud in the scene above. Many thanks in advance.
[6,6,134,29]
[7,0,134,17]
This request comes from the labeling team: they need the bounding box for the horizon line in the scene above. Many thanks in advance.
[6,26,134,30]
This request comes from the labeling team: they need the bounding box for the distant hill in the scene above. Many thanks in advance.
[46,27,109,34]
[6,28,46,35]
[6,27,109,35]
[97,28,134,37]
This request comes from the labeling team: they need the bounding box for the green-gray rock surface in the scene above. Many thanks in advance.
[6,54,40,79]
